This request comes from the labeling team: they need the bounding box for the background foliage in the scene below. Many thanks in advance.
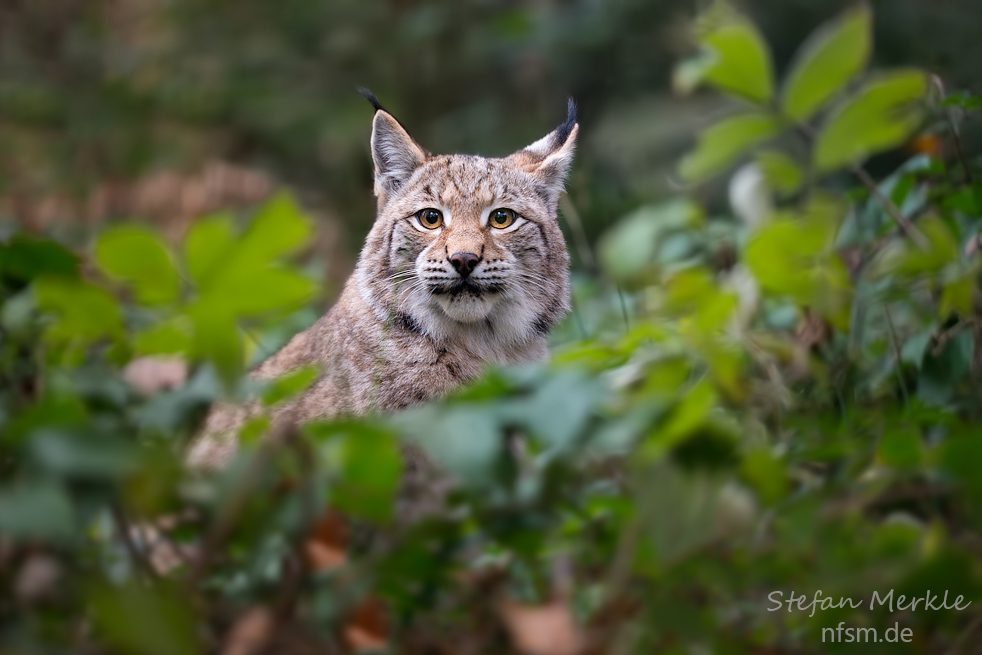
[4,1,982,654]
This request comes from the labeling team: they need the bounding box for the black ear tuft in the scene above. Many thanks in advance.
[357,87,386,113]
[553,98,577,149]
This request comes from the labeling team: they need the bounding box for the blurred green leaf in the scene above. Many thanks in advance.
[90,582,201,655]
[261,364,320,406]
[34,277,123,344]
[680,113,782,182]
[0,482,74,542]
[814,70,929,171]
[692,4,774,104]
[29,429,140,479]
[94,226,180,305]
[134,318,194,355]
[598,200,702,281]
[309,421,401,523]
[0,234,79,282]
[744,202,852,328]
[740,447,788,505]
[878,427,923,470]
[755,150,803,196]
[781,5,871,121]
[184,212,237,287]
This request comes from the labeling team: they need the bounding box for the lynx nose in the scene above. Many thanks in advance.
[449,252,480,278]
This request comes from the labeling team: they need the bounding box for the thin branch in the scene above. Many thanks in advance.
[883,307,910,406]
[851,165,928,249]
[111,503,160,583]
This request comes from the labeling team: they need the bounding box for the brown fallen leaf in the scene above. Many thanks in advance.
[501,601,585,655]
[343,595,388,652]
[304,508,348,572]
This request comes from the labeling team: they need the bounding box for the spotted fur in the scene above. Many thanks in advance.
[189,100,577,467]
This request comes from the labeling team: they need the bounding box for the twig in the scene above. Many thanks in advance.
[883,307,911,406]
[111,503,160,583]
[932,75,974,185]
[851,165,929,249]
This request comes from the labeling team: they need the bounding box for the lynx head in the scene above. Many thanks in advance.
[355,94,577,357]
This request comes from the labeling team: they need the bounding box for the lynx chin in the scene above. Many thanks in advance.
[189,94,578,467]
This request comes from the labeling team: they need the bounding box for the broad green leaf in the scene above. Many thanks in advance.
[693,6,775,104]
[94,225,179,305]
[740,447,788,505]
[744,203,852,328]
[34,277,123,343]
[0,482,74,542]
[878,428,923,470]
[873,215,958,278]
[680,113,782,182]
[236,192,313,263]
[755,150,803,196]
[672,51,716,95]
[322,423,401,523]
[781,6,871,121]
[188,302,243,383]
[134,317,193,355]
[29,429,139,479]
[261,365,320,406]
[941,270,975,317]
[0,234,79,281]
[184,212,236,286]
[90,582,200,655]
[814,70,929,172]
[643,379,717,459]
[598,200,703,281]
[664,268,738,334]
[208,267,315,317]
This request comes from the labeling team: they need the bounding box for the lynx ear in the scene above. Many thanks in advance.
[369,104,427,203]
[513,98,578,202]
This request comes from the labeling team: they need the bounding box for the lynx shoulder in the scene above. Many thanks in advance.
[189,97,578,467]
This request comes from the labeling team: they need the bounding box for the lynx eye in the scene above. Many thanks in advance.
[488,208,516,229]
[415,208,443,230]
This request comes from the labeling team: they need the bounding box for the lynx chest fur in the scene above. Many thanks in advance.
[189,98,578,467]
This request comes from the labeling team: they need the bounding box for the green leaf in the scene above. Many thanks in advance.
[693,5,775,104]
[598,201,703,281]
[740,447,788,505]
[680,113,783,182]
[814,70,929,172]
[29,429,140,479]
[744,201,852,328]
[755,150,803,196]
[134,317,193,355]
[874,215,958,278]
[261,365,320,406]
[941,269,976,317]
[90,581,200,655]
[781,5,872,121]
[396,405,503,489]
[878,427,923,470]
[34,277,123,343]
[184,212,236,287]
[94,225,180,305]
[0,482,75,542]
[0,234,79,281]
[237,192,313,264]
[309,421,401,523]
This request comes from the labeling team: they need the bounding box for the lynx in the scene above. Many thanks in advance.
[188,95,578,467]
